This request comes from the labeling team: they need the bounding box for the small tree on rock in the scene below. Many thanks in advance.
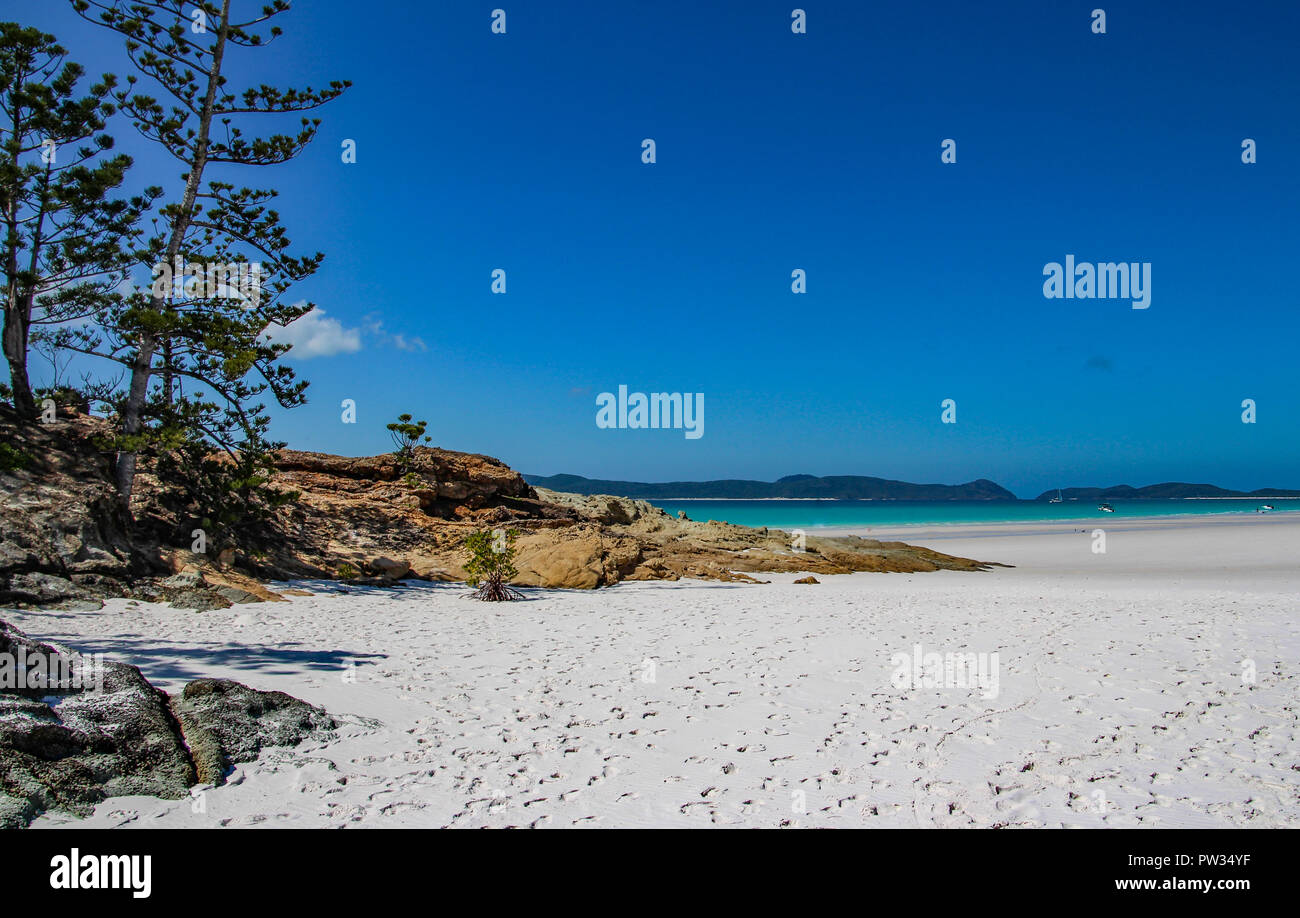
[386,412,429,474]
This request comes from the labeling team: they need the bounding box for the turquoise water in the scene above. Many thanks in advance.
[647,498,1300,530]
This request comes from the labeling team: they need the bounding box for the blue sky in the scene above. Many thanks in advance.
[7,0,1299,497]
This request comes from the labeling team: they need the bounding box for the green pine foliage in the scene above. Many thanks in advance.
[66,0,350,501]
[0,22,154,420]
[0,441,30,471]
[387,413,430,474]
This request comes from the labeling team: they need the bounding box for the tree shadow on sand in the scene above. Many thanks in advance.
[50,633,387,686]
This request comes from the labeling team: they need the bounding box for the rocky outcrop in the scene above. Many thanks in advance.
[0,406,151,609]
[526,489,999,583]
[249,459,1000,588]
[0,619,336,828]
[273,446,537,514]
[233,464,999,589]
[0,405,998,600]
[254,445,573,581]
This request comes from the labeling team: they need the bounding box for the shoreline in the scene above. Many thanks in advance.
[803,510,1300,541]
[651,496,1299,501]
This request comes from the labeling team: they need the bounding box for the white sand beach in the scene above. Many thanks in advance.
[11,514,1298,828]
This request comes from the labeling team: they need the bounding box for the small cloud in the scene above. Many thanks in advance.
[263,306,361,359]
[1084,355,1113,371]
[363,313,427,352]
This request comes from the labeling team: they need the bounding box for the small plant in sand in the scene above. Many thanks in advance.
[387,413,431,474]
[464,528,524,601]
[336,562,359,581]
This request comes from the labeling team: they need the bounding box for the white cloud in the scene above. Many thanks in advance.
[390,333,428,352]
[363,313,427,352]
[262,306,362,359]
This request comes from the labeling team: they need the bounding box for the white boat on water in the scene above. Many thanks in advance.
[1098,503,1115,513]
[1048,488,1063,504]
[1258,504,1275,513]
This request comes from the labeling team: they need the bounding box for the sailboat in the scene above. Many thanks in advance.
[1048,488,1063,504]
[1098,502,1115,513]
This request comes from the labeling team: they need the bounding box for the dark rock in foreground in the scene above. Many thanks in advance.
[170,679,337,786]
[0,619,336,828]
[0,620,194,828]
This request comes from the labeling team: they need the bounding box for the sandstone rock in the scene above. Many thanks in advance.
[0,407,148,608]
[1,404,999,601]
[370,557,411,580]
[147,569,233,610]
[162,571,204,590]
[794,576,820,584]
[246,466,998,590]
[163,550,285,604]
[274,446,533,501]
[437,481,471,500]
[205,571,283,603]
[514,532,604,589]
[523,490,1000,584]
[212,585,266,604]
[163,589,233,611]
[513,526,643,590]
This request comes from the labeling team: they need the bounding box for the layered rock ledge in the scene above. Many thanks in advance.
[0,406,999,605]
[254,452,1000,589]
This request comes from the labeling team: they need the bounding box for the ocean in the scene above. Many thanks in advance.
[645,498,1300,530]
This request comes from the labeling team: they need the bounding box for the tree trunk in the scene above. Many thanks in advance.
[2,87,33,419]
[112,0,231,503]
[1,303,35,418]
[114,332,155,497]
[162,337,174,405]
[7,162,55,421]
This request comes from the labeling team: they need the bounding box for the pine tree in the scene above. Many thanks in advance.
[67,0,349,501]
[0,22,154,420]
[387,413,431,474]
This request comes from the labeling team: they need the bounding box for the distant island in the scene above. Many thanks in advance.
[1035,483,1300,501]
[524,473,1017,501]
[524,474,1300,502]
